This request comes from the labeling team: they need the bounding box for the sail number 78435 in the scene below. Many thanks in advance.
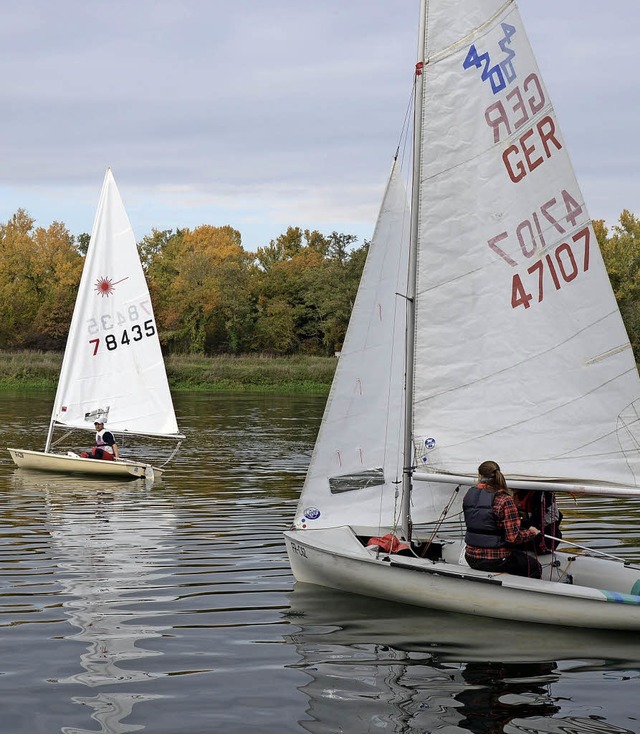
[88,320,156,355]
[85,301,157,355]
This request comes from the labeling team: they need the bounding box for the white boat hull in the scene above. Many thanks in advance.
[284,526,640,631]
[7,448,159,480]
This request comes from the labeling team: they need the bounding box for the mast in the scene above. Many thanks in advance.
[400,0,427,541]
[44,417,56,453]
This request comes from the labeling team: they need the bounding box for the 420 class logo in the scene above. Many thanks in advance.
[463,22,517,94]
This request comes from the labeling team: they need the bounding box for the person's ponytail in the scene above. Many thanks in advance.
[477,460,508,492]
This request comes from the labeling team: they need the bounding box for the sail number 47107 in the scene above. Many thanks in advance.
[510,227,590,310]
[486,188,591,311]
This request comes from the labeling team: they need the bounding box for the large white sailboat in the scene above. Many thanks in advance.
[8,169,183,480]
[284,1,640,629]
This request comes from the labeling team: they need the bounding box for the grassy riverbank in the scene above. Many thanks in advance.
[0,350,336,393]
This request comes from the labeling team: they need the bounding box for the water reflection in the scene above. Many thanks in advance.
[11,472,174,733]
[289,642,562,734]
[455,661,560,734]
[3,391,640,734]
[286,584,640,734]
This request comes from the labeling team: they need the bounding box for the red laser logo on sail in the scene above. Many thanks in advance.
[94,276,129,297]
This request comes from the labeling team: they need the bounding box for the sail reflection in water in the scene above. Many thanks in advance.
[41,478,175,733]
[286,584,640,734]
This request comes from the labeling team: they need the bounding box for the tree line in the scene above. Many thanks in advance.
[2,208,640,359]
[0,210,367,356]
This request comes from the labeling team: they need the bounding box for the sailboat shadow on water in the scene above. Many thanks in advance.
[285,583,640,668]
[284,0,640,630]
[7,170,184,481]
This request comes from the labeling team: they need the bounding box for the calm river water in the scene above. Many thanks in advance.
[1,390,640,734]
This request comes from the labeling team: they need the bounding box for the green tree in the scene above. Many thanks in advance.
[598,211,640,359]
[146,225,254,353]
[253,229,366,355]
[319,239,369,354]
[138,228,177,272]
[75,232,91,255]
[253,299,298,353]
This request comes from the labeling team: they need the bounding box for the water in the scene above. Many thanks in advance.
[1,391,640,734]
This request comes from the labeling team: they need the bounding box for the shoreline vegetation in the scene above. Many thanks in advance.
[0,351,336,394]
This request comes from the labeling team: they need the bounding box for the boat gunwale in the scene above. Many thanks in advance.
[285,527,640,607]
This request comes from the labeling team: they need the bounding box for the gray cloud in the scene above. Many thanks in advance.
[1,0,638,249]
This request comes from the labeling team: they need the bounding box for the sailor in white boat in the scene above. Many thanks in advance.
[463,461,542,579]
[513,488,563,554]
[80,421,120,461]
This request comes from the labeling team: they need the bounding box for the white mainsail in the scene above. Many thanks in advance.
[412,0,640,487]
[47,169,181,446]
[292,161,410,530]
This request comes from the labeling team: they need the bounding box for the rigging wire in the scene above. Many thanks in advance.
[376,81,416,539]
[419,484,462,556]
[161,440,183,467]
[50,430,74,448]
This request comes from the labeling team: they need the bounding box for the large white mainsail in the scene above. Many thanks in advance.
[412,0,640,488]
[292,161,410,531]
[46,169,181,447]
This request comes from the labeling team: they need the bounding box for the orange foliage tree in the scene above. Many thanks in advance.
[0,210,82,349]
[0,209,368,357]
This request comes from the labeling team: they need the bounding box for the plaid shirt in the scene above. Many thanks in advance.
[465,486,538,561]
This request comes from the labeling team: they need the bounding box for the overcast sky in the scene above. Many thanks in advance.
[1,1,638,251]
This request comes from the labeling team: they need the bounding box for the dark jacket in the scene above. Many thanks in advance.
[463,485,505,548]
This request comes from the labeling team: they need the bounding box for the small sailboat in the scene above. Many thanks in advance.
[8,169,184,480]
[284,0,640,629]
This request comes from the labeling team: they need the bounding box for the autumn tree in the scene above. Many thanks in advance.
[145,225,255,353]
[0,210,82,349]
[0,205,367,357]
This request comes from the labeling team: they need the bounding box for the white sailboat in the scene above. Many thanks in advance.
[284,0,640,629]
[8,169,183,480]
